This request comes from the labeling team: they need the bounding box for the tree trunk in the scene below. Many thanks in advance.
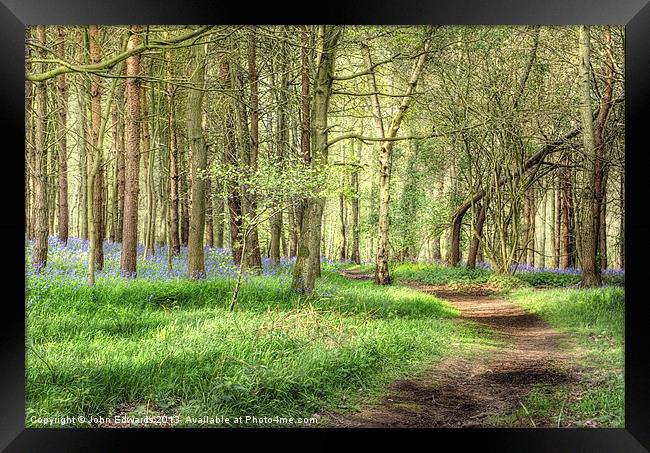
[300,25,312,165]
[242,26,263,271]
[56,26,69,245]
[559,157,575,269]
[339,192,347,261]
[32,25,49,271]
[594,27,616,272]
[48,142,57,236]
[205,177,214,248]
[449,212,463,266]
[77,67,89,240]
[270,212,283,264]
[293,24,312,250]
[89,25,104,272]
[187,41,207,279]
[554,179,560,268]
[215,191,224,249]
[363,34,431,285]
[526,190,536,266]
[467,202,486,269]
[432,178,444,261]
[292,26,341,295]
[219,57,243,265]
[116,82,125,243]
[577,25,601,287]
[270,30,289,265]
[600,173,608,270]
[109,84,120,243]
[120,26,142,278]
[26,28,33,239]
[87,26,121,284]
[142,77,155,259]
[180,157,190,248]
[350,141,361,264]
[619,167,624,268]
[167,84,180,255]
[289,205,299,257]
[539,187,547,268]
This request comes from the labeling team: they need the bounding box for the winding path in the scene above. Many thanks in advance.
[326,270,575,427]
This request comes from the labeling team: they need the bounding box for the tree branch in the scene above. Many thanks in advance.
[26,26,215,82]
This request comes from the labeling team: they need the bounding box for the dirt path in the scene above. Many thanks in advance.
[325,269,575,427]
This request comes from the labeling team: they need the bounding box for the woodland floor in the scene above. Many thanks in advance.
[324,269,577,428]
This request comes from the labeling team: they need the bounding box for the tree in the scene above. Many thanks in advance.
[87,26,121,285]
[187,40,208,279]
[362,32,431,285]
[88,25,105,272]
[167,52,181,256]
[242,26,263,271]
[56,26,69,245]
[219,51,244,266]
[577,25,609,288]
[350,139,361,264]
[120,26,142,278]
[291,26,342,295]
[32,25,49,271]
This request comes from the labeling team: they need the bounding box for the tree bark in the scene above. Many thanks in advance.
[362,33,431,285]
[553,180,562,269]
[350,140,361,264]
[180,153,190,248]
[526,190,536,266]
[187,41,207,279]
[559,158,575,269]
[293,24,312,248]
[219,56,243,265]
[109,82,120,243]
[577,25,601,287]
[215,190,224,248]
[600,172,608,270]
[619,167,624,268]
[116,82,125,243]
[243,26,263,271]
[89,25,105,272]
[56,26,69,245]
[539,187,548,268]
[467,202,486,269]
[270,29,289,265]
[339,191,347,261]
[205,177,214,248]
[167,79,180,255]
[292,26,341,295]
[142,76,155,259]
[32,25,49,271]
[120,26,142,278]
[26,28,33,239]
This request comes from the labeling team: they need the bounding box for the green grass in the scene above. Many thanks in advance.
[486,287,624,427]
[26,269,496,428]
[348,263,623,290]
[392,263,493,285]
[352,262,624,428]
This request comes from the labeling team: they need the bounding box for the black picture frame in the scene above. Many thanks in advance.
[2,0,649,451]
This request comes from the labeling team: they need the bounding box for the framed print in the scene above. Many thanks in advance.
[3,0,649,450]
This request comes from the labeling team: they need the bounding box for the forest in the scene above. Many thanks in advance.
[25,25,625,428]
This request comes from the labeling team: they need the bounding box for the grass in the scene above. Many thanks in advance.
[351,262,624,428]
[26,243,498,428]
[348,262,624,290]
[486,287,624,427]
[27,240,623,428]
